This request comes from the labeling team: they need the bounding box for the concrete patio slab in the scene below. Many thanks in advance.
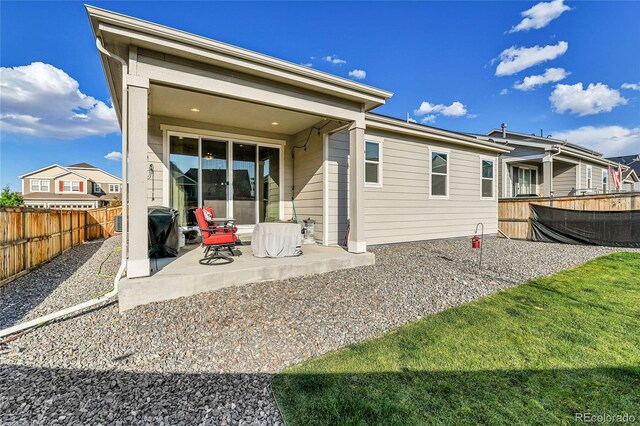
[118,244,375,311]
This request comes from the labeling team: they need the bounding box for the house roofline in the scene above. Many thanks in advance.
[477,134,629,169]
[85,5,393,111]
[67,166,122,182]
[19,164,66,179]
[486,128,603,157]
[365,113,512,154]
[21,164,121,182]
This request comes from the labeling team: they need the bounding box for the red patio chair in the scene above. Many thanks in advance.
[204,206,238,234]
[195,208,240,265]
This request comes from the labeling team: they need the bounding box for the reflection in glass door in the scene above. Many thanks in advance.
[232,143,257,225]
[201,139,228,218]
[259,146,280,222]
[168,133,282,226]
[169,135,199,226]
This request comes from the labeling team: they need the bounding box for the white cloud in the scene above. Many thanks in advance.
[0,62,119,139]
[495,41,568,76]
[302,62,313,68]
[552,126,640,156]
[509,0,572,33]
[323,55,346,65]
[414,101,469,123]
[414,101,468,117]
[348,69,366,80]
[621,82,640,91]
[549,82,628,116]
[104,151,122,161]
[500,89,510,96]
[513,67,570,91]
[440,101,467,117]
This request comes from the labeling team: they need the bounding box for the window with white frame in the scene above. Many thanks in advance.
[430,150,448,197]
[109,183,120,193]
[602,169,608,193]
[481,159,494,198]
[586,166,593,189]
[30,179,49,192]
[365,141,381,186]
[63,181,81,192]
[94,183,102,193]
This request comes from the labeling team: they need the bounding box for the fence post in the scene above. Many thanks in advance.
[22,209,28,271]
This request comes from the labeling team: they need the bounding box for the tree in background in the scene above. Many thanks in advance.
[108,195,122,207]
[0,186,24,207]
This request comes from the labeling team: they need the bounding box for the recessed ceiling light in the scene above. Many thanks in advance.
[190,108,200,112]
[271,122,279,126]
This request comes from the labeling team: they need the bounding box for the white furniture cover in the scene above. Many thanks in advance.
[251,222,303,258]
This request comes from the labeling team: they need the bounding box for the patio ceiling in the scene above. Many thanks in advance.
[149,84,326,135]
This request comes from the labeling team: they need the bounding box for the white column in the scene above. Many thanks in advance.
[126,82,150,278]
[348,120,366,253]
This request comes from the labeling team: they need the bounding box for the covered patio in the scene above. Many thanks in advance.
[119,243,375,311]
[87,5,392,309]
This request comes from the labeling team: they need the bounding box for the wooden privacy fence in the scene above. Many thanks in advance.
[498,192,639,240]
[0,206,122,286]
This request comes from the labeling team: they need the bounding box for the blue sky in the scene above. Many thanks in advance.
[1,1,639,191]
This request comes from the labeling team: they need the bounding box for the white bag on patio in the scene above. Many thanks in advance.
[252,223,303,258]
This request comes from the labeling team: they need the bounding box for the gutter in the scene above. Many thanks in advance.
[365,114,512,154]
[548,145,563,195]
[0,39,129,340]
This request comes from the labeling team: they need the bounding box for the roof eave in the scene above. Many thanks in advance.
[365,114,512,154]
[85,5,392,111]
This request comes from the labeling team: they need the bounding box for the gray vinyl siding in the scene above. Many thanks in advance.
[578,161,606,192]
[292,128,324,241]
[552,162,577,196]
[327,131,350,245]
[328,130,498,246]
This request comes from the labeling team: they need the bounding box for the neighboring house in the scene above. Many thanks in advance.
[471,128,636,198]
[606,155,640,192]
[20,163,122,209]
[87,6,511,278]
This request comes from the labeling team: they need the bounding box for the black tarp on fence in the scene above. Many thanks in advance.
[530,204,640,248]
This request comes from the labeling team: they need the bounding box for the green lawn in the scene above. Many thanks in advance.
[272,252,640,425]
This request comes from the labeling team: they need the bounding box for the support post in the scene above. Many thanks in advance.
[126,82,150,278]
[348,120,366,253]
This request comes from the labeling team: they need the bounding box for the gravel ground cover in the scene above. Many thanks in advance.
[1,236,635,425]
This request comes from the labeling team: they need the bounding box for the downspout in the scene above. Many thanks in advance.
[0,39,128,339]
[548,145,563,197]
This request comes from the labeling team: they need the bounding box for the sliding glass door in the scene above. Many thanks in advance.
[169,135,199,226]
[259,146,280,222]
[232,143,257,225]
[512,166,538,197]
[168,133,281,226]
[201,139,228,217]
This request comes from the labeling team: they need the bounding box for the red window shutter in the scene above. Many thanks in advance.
[59,181,63,191]
[79,181,84,192]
